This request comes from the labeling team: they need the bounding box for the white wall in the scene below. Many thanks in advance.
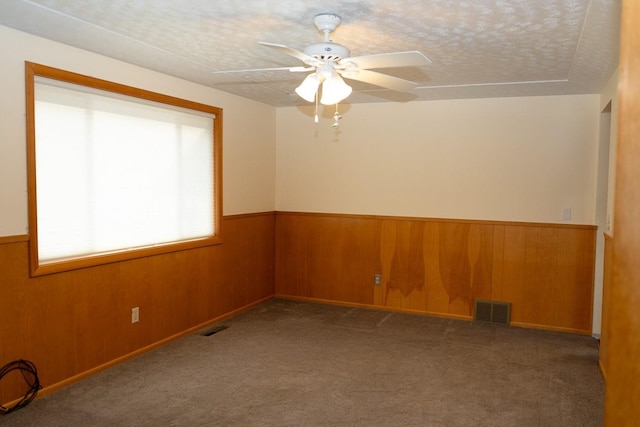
[0,25,276,237]
[591,69,619,337]
[276,95,600,224]
[2,24,610,334]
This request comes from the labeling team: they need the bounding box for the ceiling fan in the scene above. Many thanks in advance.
[220,13,431,106]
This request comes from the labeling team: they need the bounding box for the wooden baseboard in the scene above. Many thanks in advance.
[276,294,594,335]
[3,295,274,408]
[599,359,607,382]
[509,321,592,336]
[276,294,473,321]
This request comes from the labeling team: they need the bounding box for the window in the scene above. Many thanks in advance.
[25,62,222,276]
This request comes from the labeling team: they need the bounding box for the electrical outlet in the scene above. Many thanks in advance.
[131,307,139,323]
[374,274,382,286]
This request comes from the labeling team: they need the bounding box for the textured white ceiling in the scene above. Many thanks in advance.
[0,0,620,106]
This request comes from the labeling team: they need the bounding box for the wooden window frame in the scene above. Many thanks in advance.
[25,62,223,276]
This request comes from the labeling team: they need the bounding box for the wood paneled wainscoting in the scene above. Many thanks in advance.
[275,212,596,335]
[0,212,275,407]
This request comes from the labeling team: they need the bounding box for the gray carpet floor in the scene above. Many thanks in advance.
[1,298,603,426]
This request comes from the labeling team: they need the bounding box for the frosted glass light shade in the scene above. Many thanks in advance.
[295,73,322,102]
[320,73,352,105]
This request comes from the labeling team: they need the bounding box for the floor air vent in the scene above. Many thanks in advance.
[474,300,511,325]
[201,325,228,337]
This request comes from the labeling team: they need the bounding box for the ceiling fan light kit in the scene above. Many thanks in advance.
[320,73,352,105]
[255,13,430,123]
[295,72,323,102]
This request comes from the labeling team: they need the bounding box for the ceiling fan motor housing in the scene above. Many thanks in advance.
[303,42,350,62]
[314,14,342,32]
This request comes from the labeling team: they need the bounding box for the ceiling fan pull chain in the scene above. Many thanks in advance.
[332,104,342,128]
[314,88,319,123]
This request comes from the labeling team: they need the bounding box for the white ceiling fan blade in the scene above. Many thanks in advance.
[340,69,418,92]
[258,42,319,66]
[212,66,313,74]
[340,51,431,70]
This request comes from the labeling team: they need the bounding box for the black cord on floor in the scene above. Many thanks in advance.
[0,359,42,415]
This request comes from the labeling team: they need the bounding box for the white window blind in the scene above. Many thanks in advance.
[34,77,215,263]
